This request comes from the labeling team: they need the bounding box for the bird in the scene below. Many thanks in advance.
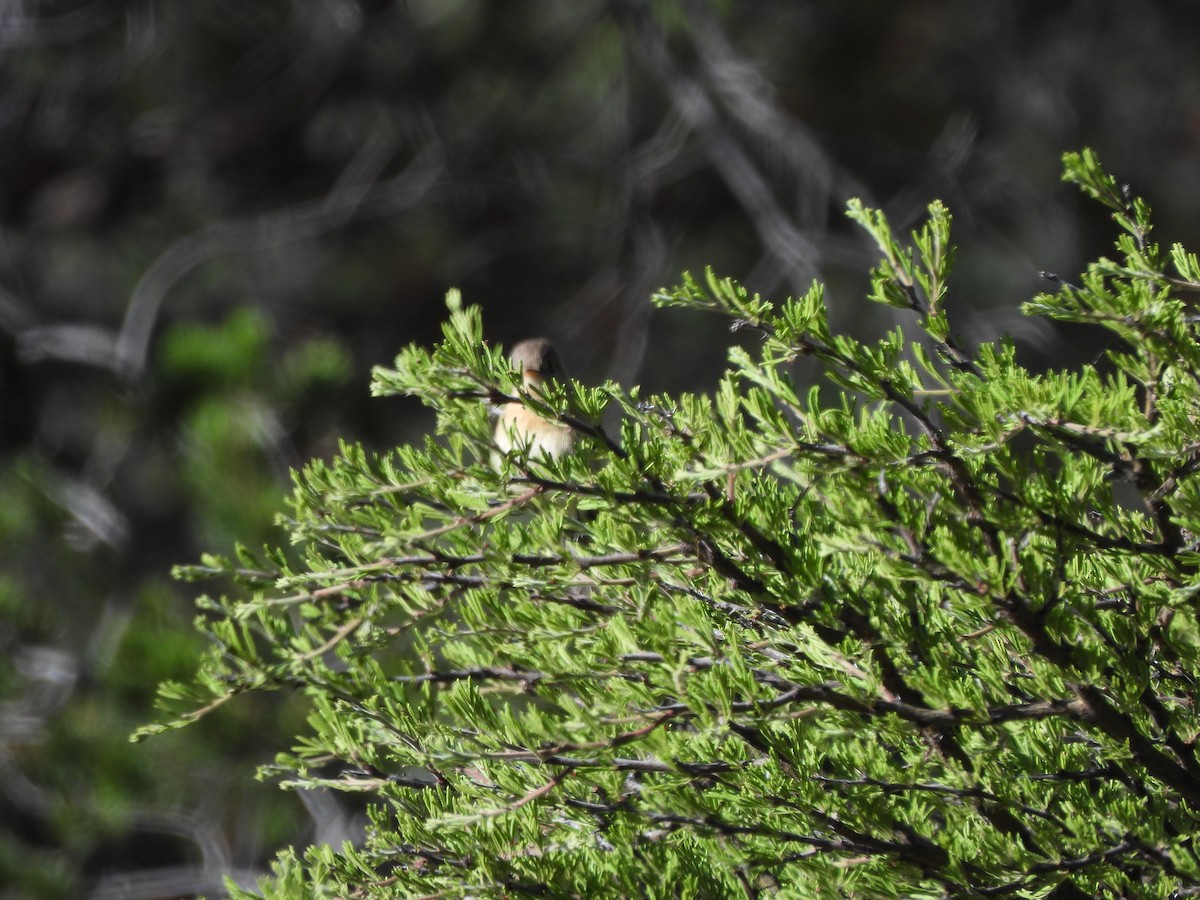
[492,338,574,462]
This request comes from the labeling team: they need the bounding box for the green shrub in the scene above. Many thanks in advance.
[143,150,1200,897]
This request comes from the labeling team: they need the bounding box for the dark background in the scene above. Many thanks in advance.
[2,1,1198,896]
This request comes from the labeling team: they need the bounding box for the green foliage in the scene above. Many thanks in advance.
[150,151,1200,896]
[161,308,353,549]
[0,302,348,896]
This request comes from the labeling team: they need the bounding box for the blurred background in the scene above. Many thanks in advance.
[2,1,1199,896]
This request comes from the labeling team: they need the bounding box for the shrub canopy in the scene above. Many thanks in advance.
[145,151,1200,897]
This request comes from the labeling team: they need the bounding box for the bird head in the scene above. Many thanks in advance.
[508,338,565,390]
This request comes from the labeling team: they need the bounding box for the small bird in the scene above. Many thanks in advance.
[493,338,574,461]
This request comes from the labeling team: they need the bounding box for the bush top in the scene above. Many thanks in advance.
[147,150,1200,898]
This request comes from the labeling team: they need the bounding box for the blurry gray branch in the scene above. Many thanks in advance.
[85,810,259,900]
[680,0,867,220]
[17,323,122,368]
[0,1,112,48]
[0,646,76,741]
[613,0,825,292]
[17,139,442,379]
[114,138,443,380]
[41,468,131,552]
[0,282,34,335]
[87,866,264,900]
[84,783,363,898]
